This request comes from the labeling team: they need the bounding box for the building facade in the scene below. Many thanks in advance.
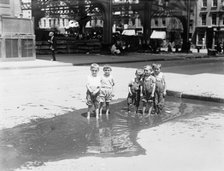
[21,0,32,19]
[36,0,142,35]
[0,0,35,61]
[151,0,196,47]
[0,0,22,17]
[195,0,224,48]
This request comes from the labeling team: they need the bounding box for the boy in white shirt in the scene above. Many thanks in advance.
[99,65,115,116]
[86,63,101,119]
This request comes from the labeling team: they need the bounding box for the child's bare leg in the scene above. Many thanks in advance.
[135,106,138,114]
[105,102,110,115]
[87,105,92,119]
[99,102,104,116]
[127,103,132,113]
[142,102,147,116]
[146,103,153,117]
[95,108,99,119]
[94,102,99,119]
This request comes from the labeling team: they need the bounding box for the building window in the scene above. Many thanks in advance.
[197,32,205,45]
[44,19,46,28]
[202,14,206,25]
[62,18,65,26]
[202,0,207,7]
[162,18,166,26]
[212,14,216,25]
[49,19,51,27]
[155,19,158,26]
[158,0,163,5]
[213,0,217,7]
[189,19,193,27]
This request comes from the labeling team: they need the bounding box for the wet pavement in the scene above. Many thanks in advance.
[0,96,223,171]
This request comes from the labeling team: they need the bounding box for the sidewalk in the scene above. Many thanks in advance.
[1,52,224,104]
[36,52,208,66]
[0,51,210,70]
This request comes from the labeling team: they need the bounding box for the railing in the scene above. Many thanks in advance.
[36,38,102,54]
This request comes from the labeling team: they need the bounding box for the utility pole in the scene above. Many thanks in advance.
[185,0,191,52]
[102,0,112,47]
[186,0,190,43]
[143,0,152,45]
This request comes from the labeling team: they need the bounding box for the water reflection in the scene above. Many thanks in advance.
[0,97,223,170]
[86,114,140,155]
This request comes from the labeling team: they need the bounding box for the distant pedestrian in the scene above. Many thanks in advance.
[48,32,56,61]
[86,63,101,119]
[152,63,166,115]
[111,41,121,55]
[223,41,224,54]
[127,69,144,114]
[99,65,115,117]
[167,42,172,52]
[217,42,222,53]
[142,65,156,117]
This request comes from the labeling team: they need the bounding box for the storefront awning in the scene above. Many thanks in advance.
[150,30,166,39]
[122,29,136,36]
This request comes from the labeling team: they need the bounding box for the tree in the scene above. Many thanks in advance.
[64,0,92,34]
[31,0,47,29]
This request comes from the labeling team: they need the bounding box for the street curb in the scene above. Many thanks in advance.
[167,90,224,103]
[71,57,185,66]
[0,57,184,69]
[0,63,72,70]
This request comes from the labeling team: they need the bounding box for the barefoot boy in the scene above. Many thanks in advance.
[127,69,143,114]
[86,63,101,119]
[99,65,115,116]
[152,63,166,115]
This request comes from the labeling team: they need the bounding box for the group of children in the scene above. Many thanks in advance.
[127,64,166,117]
[86,62,166,119]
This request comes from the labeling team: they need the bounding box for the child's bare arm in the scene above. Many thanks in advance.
[111,78,115,97]
[151,79,156,97]
[86,84,93,93]
[128,86,132,95]
[112,78,115,87]
[163,75,167,95]
[140,85,143,96]
[92,86,100,95]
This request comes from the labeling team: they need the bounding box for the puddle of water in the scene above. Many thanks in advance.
[0,97,223,170]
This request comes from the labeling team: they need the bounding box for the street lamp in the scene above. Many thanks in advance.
[186,0,190,43]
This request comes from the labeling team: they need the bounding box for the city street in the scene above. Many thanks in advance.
[0,55,224,171]
[1,0,224,170]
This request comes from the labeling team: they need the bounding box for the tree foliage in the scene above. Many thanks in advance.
[31,0,47,28]
[32,0,103,33]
